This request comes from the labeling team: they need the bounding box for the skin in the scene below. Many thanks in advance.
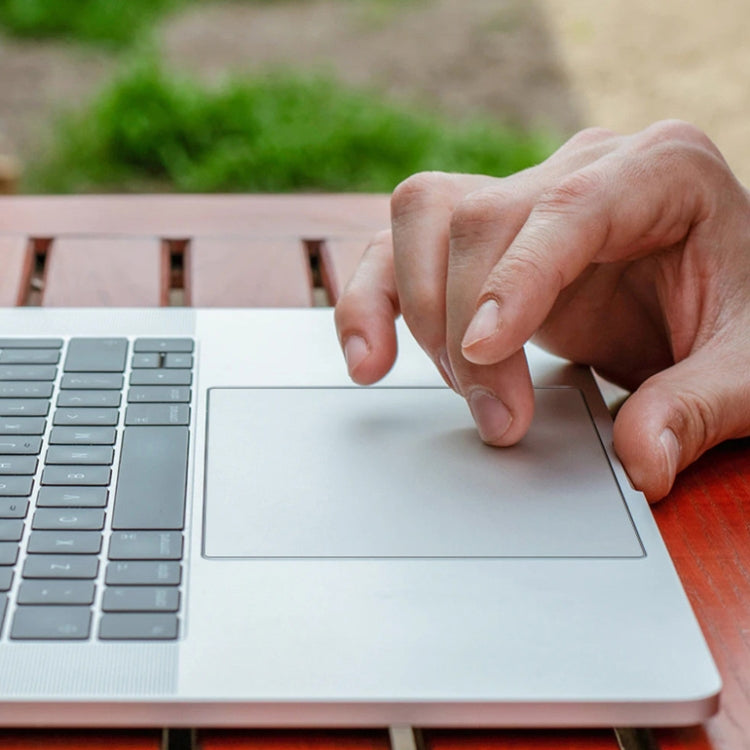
[334,120,750,502]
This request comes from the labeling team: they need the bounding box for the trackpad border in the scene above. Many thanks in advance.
[203,386,643,559]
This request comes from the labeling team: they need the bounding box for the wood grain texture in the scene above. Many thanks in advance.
[318,236,372,303]
[42,237,167,306]
[652,439,750,750]
[0,235,34,306]
[199,729,390,750]
[0,195,390,238]
[185,236,313,307]
[423,729,619,750]
[0,730,161,749]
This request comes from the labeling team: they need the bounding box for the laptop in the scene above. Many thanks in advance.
[0,305,720,727]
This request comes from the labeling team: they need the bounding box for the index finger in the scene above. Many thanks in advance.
[460,135,723,366]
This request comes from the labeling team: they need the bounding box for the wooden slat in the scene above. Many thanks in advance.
[0,235,34,306]
[42,237,167,307]
[319,236,371,304]
[652,439,750,750]
[199,729,620,750]
[185,237,313,307]
[199,729,390,750]
[0,729,161,749]
[0,195,391,238]
[423,729,619,750]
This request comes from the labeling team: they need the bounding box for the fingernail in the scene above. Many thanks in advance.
[343,335,368,375]
[438,349,459,392]
[660,427,680,482]
[469,389,513,443]
[462,298,500,350]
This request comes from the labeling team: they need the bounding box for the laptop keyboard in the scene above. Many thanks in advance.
[0,337,194,641]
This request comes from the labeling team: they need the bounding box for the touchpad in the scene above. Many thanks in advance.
[203,387,642,558]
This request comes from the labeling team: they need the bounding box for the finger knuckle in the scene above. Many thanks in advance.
[639,119,723,160]
[391,171,454,222]
[563,126,618,150]
[498,246,562,294]
[680,389,723,454]
[535,169,603,215]
[398,287,442,347]
[449,187,515,251]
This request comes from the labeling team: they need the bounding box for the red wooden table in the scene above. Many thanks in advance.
[0,195,748,750]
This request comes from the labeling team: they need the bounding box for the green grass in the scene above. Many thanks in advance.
[0,0,188,48]
[26,62,556,194]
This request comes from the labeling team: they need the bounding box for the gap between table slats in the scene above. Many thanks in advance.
[41,237,168,307]
[0,235,34,306]
[317,236,372,304]
[184,237,313,307]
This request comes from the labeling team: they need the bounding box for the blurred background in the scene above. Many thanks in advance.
[0,0,747,195]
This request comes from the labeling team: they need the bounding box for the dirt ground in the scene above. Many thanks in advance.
[0,0,748,187]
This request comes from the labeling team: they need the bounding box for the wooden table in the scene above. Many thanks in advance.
[0,195,748,750]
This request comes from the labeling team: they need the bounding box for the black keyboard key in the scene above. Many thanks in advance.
[22,555,99,579]
[0,456,37,474]
[99,613,178,640]
[53,408,119,427]
[0,542,19,564]
[32,508,106,530]
[0,499,29,518]
[0,568,13,591]
[46,446,113,465]
[0,437,42,455]
[49,427,116,445]
[113,427,188,530]
[64,338,128,373]
[60,373,123,390]
[103,587,180,612]
[0,382,53,399]
[129,370,191,387]
[37,487,108,508]
[125,404,190,426]
[0,350,60,365]
[11,606,91,639]
[128,386,191,404]
[17,580,95,605]
[0,400,50,417]
[134,338,193,353]
[58,390,121,408]
[0,365,57,381]
[0,339,63,349]
[105,561,181,586]
[27,531,103,554]
[131,354,159,369]
[0,520,24,541]
[164,354,193,369]
[0,417,46,435]
[0,477,33,496]
[42,466,111,487]
[0,593,6,631]
[109,531,183,560]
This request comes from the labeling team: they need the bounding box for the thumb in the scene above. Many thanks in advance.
[612,347,750,502]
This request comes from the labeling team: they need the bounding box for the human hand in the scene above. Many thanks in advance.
[334,121,750,502]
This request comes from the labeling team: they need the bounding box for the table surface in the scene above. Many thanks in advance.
[0,194,749,750]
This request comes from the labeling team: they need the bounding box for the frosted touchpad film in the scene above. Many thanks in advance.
[203,387,643,558]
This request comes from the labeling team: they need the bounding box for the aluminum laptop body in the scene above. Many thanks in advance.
[0,307,720,727]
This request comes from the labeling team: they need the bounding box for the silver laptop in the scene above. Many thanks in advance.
[0,306,720,727]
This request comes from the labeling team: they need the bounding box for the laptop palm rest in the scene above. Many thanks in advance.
[203,387,643,558]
